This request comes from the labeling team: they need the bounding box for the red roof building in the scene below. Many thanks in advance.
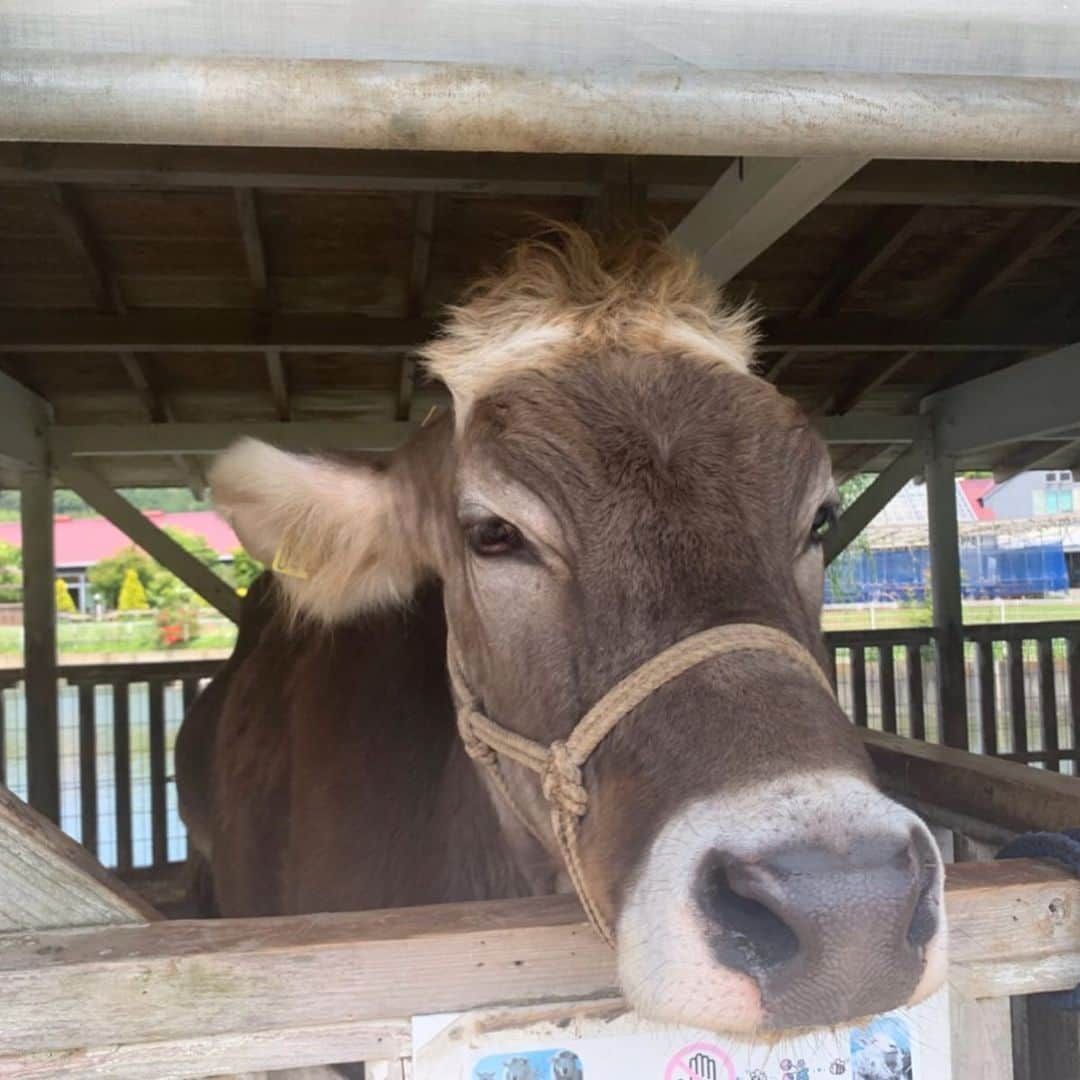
[0,510,240,611]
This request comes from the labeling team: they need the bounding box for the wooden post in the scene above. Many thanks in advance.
[20,468,59,823]
[926,419,968,748]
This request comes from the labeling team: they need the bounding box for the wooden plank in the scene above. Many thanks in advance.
[57,463,242,623]
[0,861,1072,1069]
[4,1020,411,1080]
[148,680,167,867]
[851,645,868,726]
[20,468,59,823]
[907,643,926,741]
[0,784,157,931]
[978,639,998,756]
[1010,641,1029,758]
[77,681,98,859]
[671,156,867,285]
[951,992,1014,1080]
[112,680,132,874]
[7,309,1080,355]
[1037,637,1060,771]
[879,645,897,734]
[43,182,116,312]
[4,149,1080,207]
[862,729,1080,834]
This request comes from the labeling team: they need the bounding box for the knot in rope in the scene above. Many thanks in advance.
[458,710,498,768]
[542,740,588,817]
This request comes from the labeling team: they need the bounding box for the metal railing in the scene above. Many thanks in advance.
[0,620,1078,872]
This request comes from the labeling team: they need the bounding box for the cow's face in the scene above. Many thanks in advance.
[211,228,945,1033]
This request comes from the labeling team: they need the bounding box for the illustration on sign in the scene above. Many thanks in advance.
[664,1042,736,1080]
[473,1048,584,1079]
[413,986,948,1079]
[850,1016,912,1080]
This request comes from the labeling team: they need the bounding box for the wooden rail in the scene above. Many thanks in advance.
[0,859,1076,1078]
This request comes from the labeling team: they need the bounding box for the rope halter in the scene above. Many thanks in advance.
[448,623,836,945]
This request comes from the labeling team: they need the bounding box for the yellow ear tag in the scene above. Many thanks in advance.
[271,532,310,580]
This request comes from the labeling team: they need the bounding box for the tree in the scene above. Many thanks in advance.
[0,540,21,603]
[88,547,155,609]
[229,548,264,590]
[88,527,225,610]
[118,567,150,611]
[54,578,76,614]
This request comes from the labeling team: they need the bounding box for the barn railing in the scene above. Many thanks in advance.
[0,621,1077,872]
[0,658,218,872]
[828,620,1080,773]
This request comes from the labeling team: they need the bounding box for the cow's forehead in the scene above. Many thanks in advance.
[423,224,758,426]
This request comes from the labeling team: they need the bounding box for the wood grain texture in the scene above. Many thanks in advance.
[0,785,157,931]
[0,860,1075,1073]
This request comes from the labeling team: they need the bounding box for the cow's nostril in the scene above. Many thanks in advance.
[694,850,799,975]
[907,829,941,948]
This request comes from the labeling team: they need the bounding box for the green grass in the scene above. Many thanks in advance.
[823,597,1080,632]
[0,616,238,657]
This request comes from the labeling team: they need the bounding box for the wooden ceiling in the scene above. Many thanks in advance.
[1,144,1079,488]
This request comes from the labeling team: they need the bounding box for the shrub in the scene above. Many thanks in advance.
[55,578,76,614]
[118,567,150,611]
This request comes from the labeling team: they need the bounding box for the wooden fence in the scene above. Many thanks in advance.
[0,620,1077,873]
[829,619,1080,771]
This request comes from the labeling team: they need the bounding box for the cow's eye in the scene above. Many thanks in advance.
[810,503,838,543]
[466,516,523,556]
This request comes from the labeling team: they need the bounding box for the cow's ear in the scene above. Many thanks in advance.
[210,437,441,624]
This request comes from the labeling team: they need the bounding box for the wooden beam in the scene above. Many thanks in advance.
[43,183,117,311]
[50,420,415,457]
[397,193,436,422]
[0,861,1074,1075]
[823,443,925,565]
[1,310,433,353]
[8,309,1079,354]
[56,463,241,623]
[993,438,1080,484]
[825,207,1080,415]
[49,415,920,458]
[19,470,59,823]
[931,343,1080,455]
[862,730,1080,835]
[0,370,50,469]
[926,421,968,749]
[0,785,157,931]
[671,156,867,285]
[265,348,291,423]
[6,147,1080,207]
[234,187,269,297]
[766,205,923,382]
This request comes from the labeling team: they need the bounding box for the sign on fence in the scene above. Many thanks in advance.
[413,989,950,1079]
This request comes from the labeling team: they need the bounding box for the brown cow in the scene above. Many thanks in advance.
[179,227,946,1035]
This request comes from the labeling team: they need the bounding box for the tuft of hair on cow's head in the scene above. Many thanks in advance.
[421,224,759,425]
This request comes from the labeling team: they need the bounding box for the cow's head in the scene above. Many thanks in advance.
[211,227,946,1033]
